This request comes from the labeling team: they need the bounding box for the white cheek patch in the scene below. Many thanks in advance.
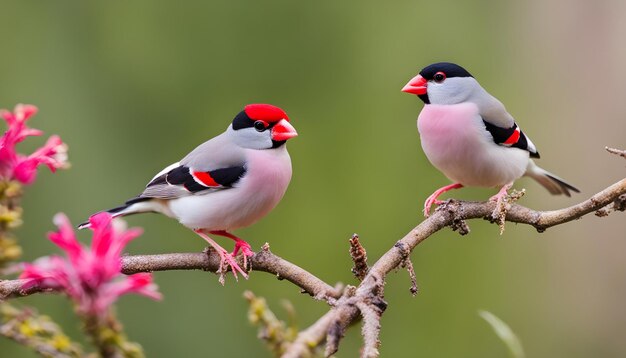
[428,77,477,105]
[230,127,273,150]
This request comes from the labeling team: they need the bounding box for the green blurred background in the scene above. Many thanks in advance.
[1,0,625,357]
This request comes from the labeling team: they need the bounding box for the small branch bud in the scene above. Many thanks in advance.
[349,234,369,281]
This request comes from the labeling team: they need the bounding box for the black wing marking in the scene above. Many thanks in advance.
[208,167,248,186]
[164,166,204,192]
[147,165,247,194]
[482,119,540,158]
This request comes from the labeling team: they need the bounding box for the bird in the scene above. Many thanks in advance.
[401,62,579,217]
[78,104,298,282]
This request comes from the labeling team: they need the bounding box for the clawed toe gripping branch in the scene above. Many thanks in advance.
[2,148,626,357]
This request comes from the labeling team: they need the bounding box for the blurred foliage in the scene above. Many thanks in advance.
[81,312,145,358]
[0,181,25,265]
[479,310,525,358]
[244,291,303,356]
[0,304,83,358]
[1,0,625,357]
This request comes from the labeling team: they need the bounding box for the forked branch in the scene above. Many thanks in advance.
[2,170,625,358]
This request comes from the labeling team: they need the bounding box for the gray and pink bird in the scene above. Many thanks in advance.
[402,62,578,216]
[80,104,297,280]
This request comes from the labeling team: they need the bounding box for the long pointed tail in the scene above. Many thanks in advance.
[525,160,580,197]
[77,197,156,229]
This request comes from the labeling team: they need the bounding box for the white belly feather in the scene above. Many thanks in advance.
[166,147,292,230]
[417,103,528,188]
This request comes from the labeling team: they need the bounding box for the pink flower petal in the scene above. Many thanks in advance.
[48,214,83,265]
[20,213,161,318]
[0,104,68,184]
[12,159,38,184]
[93,273,162,315]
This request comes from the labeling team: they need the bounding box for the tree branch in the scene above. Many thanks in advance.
[281,176,626,357]
[1,174,625,357]
[1,243,340,302]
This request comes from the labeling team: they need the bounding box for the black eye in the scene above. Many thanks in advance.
[254,121,267,132]
[434,72,446,83]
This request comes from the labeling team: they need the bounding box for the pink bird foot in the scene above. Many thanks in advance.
[195,230,249,284]
[210,230,255,270]
[489,183,513,206]
[423,183,464,217]
[489,183,514,234]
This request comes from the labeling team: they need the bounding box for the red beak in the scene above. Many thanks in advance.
[271,119,298,141]
[401,74,428,95]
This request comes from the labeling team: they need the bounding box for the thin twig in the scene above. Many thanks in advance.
[395,241,418,296]
[356,300,383,358]
[402,259,418,297]
[606,146,626,159]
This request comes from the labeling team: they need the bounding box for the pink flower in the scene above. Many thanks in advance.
[20,213,162,317]
[0,104,69,184]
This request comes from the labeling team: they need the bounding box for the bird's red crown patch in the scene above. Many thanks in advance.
[244,104,289,122]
